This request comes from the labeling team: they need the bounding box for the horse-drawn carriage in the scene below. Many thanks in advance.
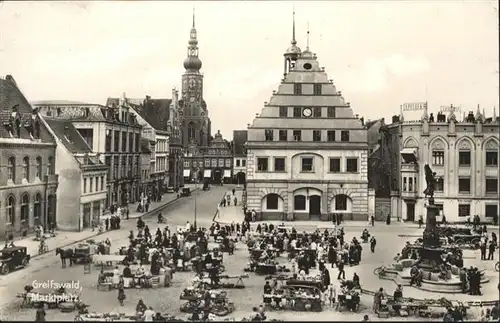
[180,290,235,316]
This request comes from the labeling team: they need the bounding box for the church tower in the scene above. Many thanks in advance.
[181,8,211,150]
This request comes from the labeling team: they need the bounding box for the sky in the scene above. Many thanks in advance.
[0,1,498,139]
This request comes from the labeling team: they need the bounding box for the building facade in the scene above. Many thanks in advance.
[43,118,107,231]
[386,106,499,223]
[33,100,144,211]
[232,130,248,185]
[245,22,370,221]
[184,130,232,184]
[108,94,171,195]
[0,75,58,240]
[180,12,211,151]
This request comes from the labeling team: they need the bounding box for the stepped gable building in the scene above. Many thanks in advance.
[0,75,58,239]
[33,100,143,211]
[377,105,499,223]
[43,118,107,231]
[232,130,248,185]
[180,10,211,152]
[245,15,370,221]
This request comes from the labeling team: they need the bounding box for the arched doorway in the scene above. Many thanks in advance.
[34,193,42,226]
[293,187,322,220]
[261,193,284,220]
[330,194,353,222]
[21,193,29,230]
[235,172,246,185]
[309,195,321,217]
[47,194,56,230]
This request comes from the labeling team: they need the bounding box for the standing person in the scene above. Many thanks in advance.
[487,241,496,260]
[370,215,375,227]
[35,303,46,321]
[234,195,238,206]
[117,276,126,306]
[232,188,236,195]
[105,217,110,231]
[418,215,424,228]
[337,257,345,280]
[370,237,377,253]
[143,307,156,321]
[480,241,487,260]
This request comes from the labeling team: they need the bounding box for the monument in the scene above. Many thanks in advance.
[375,164,489,292]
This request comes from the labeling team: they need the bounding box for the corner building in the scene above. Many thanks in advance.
[245,28,369,221]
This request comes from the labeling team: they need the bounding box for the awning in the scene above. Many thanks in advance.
[183,169,191,178]
[223,170,232,178]
[400,148,418,163]
[203,170,211,178]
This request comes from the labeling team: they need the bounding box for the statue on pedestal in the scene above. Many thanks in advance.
[423,164,436,205]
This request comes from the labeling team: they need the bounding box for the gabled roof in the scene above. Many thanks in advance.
[0,75,55,142]
[365,119,382,130]
[31,100,96,105]
[107,97,171,132]
[44,118,92,154]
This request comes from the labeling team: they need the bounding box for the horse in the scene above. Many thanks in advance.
[56,248,74,268]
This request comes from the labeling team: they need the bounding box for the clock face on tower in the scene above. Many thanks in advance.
[302,108,312,117]
[189,79,196,89]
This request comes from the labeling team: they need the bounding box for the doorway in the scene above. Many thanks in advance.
[236,172,246,185]
[213,169,222,184]
[47,194,57,229]
[309,195,321,218]
[406,201,415,222]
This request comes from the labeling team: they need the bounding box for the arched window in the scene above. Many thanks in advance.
[294,195,306,211]
[22,157,30,181]
[36,157,42,179]
[6,196,15,224]
[21,193,29,223]
[7,157,15,181]
[335,195,348,211]
[188,122,195,140]
[47,156,54,175]
[34,193,42,225]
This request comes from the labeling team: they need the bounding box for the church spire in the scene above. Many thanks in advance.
[306,22,310,51]
[183,8,202,72]
[291,8,297,45]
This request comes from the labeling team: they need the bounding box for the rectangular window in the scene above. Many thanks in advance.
[218,159,224,167]
[458,204,470,217]
[293,130,301,141]
[225,159,231,167]
[121,131,127,152]
[327,130,335,142]
[264,130,274,141]
[274,158,286,172]
[403,177,407,191]
[257,158,268,171]
[486,178,498,194]
[329,158,340,172]
[114,131,120,152]
[242,160,246,167]
[135,133,140,152]
[89,178,93,193]
[293,107,301,117]
[486,151,498,166]
[313,130,321,142]
[294,83,302,95]
[301,157,314,172]
[105,131,112,152]
[83,178,87,193]
[485,204,498,218]
[313,84,322,95]
[95,177,99,191]
[236,160,240,167]
[458,178,471,193]
[204,159,210,167]
[346,158,358,173]
[341,130,350,142]
[435,177,444,192]
[129,133,134,152]
[432,151,445,166]
[313,107,321,117]
[458,151,471,166]
[184,161,190,168]
[278,130,287,141]
[279,106,288,117]
[408,177,413,191]
[327,107,336,118]
[211,159,217,167]
[101,176,104,191]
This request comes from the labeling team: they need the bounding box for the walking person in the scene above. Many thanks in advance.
[370,215,375,226]
[337,258,345,280]
[370,237,377,253]
[117,276,126,306]
[488,241,496,260]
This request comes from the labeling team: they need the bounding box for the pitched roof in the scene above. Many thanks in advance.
[233,130,247,155]
[0,75,55,142]
[107,97,171,132]
[44,118,92,154]
[31,100,96,105]
[365,119,382,130]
